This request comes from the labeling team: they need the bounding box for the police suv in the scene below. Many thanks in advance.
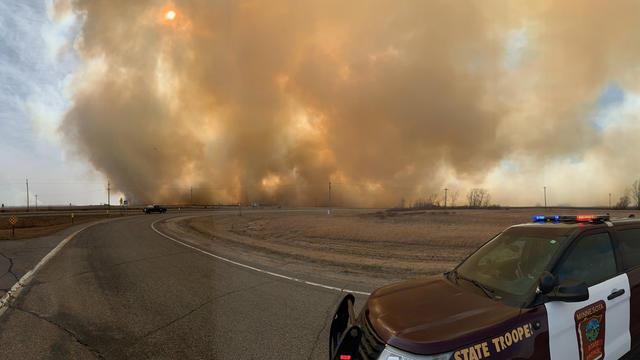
[329,214,640,360]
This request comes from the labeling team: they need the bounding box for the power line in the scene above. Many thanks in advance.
[0,180,107,185]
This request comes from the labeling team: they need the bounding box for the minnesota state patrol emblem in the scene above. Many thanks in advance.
[574,300,606,360]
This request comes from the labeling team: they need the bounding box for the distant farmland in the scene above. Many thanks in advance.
[161,207,640,290]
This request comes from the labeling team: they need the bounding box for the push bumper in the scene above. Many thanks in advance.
[329,294,362,360]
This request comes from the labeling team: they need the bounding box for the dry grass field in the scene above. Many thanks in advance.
[173,208,640,288]
[0,213,134,240]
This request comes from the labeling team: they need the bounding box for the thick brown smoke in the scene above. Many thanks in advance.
[60,1,640,206]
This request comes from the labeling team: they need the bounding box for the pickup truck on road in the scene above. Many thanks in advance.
[143,205,167,214]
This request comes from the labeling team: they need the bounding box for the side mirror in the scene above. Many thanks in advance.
[538,271,557,294]
[547,279,589,303]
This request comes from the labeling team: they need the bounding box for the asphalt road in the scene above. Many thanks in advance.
[0,212,370,359]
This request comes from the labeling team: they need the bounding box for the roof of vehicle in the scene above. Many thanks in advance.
[510,214,640,235]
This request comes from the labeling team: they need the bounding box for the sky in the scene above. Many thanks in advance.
[0,0,121,206]
[2,1,640,207]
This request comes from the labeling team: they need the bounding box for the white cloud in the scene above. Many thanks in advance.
[0,0,104,206]
[481,90,640,207]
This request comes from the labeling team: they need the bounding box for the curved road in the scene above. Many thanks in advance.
[0,211,370,359]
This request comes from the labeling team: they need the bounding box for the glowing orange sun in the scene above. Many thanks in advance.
[165,10,176,20]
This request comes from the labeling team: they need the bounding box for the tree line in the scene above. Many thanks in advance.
[615,179,640,209]
[395,188,497,210]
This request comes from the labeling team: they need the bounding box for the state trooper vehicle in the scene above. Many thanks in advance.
[330,214,640,360]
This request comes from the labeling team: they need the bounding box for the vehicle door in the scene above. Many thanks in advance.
[545,231,630,360]
[612,226,640,350]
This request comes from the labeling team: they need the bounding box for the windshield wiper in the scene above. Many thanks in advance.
[451,269,496,299]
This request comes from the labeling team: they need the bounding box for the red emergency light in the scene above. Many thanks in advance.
[576,215,596,221]
[339,356,351,360]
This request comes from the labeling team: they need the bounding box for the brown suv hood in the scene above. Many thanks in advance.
[365,275,521,355]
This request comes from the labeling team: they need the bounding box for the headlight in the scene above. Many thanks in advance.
[378,346,453,360]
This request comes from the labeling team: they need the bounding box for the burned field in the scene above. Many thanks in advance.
[166,208,639,290]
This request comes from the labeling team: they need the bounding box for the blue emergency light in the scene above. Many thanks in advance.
[532,215,561,222]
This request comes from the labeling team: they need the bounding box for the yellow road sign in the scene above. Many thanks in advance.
[71,213,75,218]
[8,215,18,225]
[120,197,123,205]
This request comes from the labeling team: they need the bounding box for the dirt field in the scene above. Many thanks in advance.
[0,213,135,240]
[168,208,639,289]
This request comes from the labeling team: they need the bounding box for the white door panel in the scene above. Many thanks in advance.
[603,274,631,360]
[546,273,630,360]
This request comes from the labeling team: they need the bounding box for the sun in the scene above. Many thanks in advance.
[165,10,176,20]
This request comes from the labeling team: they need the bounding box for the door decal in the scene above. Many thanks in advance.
[574,300,606,360]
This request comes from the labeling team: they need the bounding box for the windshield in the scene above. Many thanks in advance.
[456,228,566,303]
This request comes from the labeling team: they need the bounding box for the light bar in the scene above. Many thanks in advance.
[532,215,610,223]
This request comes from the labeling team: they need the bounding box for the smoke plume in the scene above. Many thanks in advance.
[60,0,640,206]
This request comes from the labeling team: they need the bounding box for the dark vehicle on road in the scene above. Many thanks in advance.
[330,214,640,360]
[143,205,167,214]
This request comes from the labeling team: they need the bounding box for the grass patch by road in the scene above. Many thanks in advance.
[0,214,136,240]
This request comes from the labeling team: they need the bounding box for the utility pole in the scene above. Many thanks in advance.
[444,188,448,208]
[35,194,38,210]
[26,178,29,212]
[328,181,332,215]
[190,187,193,205]
[107,180,111,208]
[609,193,612,209]
[543,186,547,209]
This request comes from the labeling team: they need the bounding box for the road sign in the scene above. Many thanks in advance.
[9,215,17,237]
[120,197,123,205]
